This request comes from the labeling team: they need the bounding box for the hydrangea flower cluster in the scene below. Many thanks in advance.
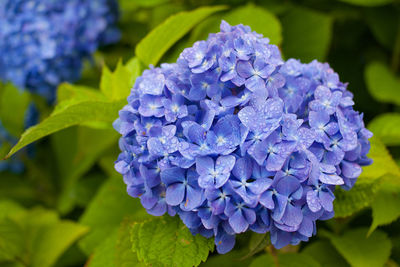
[0,0,120,101]
[114,21,372,253]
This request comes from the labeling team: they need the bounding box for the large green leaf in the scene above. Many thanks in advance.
[52,126,119,213]
[0,83,30,137]
[56,84,107,111]
[281,7,333,62]
[337,0,393,6]
[240,232,270,260]
[334,181,378,218]
[369,177,400,234]
[368,113,400,146]
[79,178,150,255]
[189,4,282,48]
[100,58,142,101]
[365,61,400,106]
[5,99,124,158]
[249,253,320,267]
[0,208,88,267]
[359,136,400,180]
[135,5,227,66]
[88,220,144,267]
[223,5,282,45]
[201,250,253,267]
[131,215,214,267]
[6,56,140,158]
[248,254,275,267]
[302,240,349,267]
[324,228,392,267]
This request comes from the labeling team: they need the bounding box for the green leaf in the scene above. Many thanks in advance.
[241,232,270,259]
[201,250,253,267]
[248,254,275,267]
[115,219,145,267]
[100,58,142,101]
[337,0,393,6]
[135,5,227,66]
[0,218,25,263]
[0,83,30,137]
[5,98,124,158]
[324,228,392,267]
[88,219,145,267]
[359,136,400,181]
[368,113,400,146]
[52,126,119,213]
[223,4,282,45]
[0,200,25,220]
[365,7,398,50]
[281,7,333,62]
[365,61,400,106]
[87,230,119,267]
[56,84,107,109]
[369,176,400,234]
[277,253,321,267]
[131,215,214,267]
[302,240,349,267]
[250,253,320,267]
[189,4,282,49]
[79,178,150,255]
[334,181,378,218]
[0,208,88,267]
[31,221,88,267]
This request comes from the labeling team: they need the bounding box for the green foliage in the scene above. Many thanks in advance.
[223,4,282,45]
[358,136,400,180]
[337,0,394,7]
[131,215,214,267]
[6,58,140,158]
[135,6,227,66]
[365,62,400,106]
[51,126,119,213]
[369,113,400,146]
[369,177,400,234]
[302,241,349,267]
[88,220,144,267]
[0,202,88,267]
[241,232,271,259]
[249,253,321,267]
[334,181,378,218]
[6,98,124,158]
[323,228,392,267]
[0,83,30,137]
[79,177,150,255]
[365,7,399,50]
[281,7,333,62]
[100,58,142,100]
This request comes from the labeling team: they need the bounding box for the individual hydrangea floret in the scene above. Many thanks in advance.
[114,21,372,253]
[0,0,120,101]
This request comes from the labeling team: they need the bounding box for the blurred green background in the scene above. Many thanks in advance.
[1,0,400,266]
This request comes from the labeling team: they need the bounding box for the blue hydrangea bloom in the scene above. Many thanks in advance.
[0,0,120,101]
[114,21,372,253]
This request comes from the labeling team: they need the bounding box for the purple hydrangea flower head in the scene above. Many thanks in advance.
[0,0,120,101]
[114,21,372,253]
